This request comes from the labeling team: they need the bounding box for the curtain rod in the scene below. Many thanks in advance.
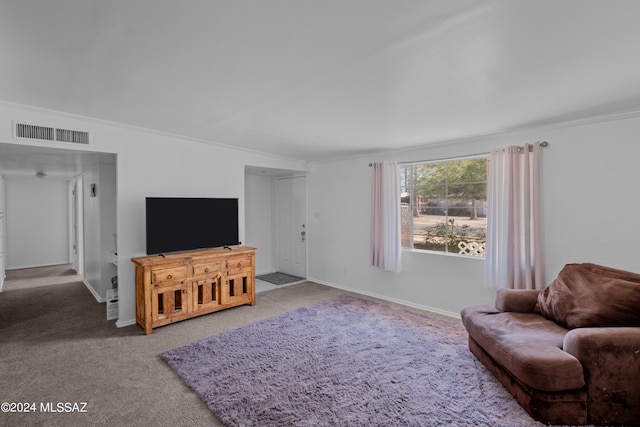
[368,141,549,166]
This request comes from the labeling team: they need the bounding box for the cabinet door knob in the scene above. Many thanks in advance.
[204,268,209,272]
[167,274,173,279]
[237,262,242,268]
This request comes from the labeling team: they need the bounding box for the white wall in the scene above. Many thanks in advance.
[245,173,276,275]
[4,176,69,269]
[0,101,309,326]
[80,163,117,302]
[307,114,640,317]
[82,166,101,297]
[100,163,118,296]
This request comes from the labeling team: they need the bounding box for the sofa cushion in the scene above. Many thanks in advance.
[580,263,640,283]
[537,263,640,329]
[461,304,585,392]
[495,289,540,313]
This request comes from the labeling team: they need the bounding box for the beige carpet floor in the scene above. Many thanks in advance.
[2,264,83,291]
[0,266,355,427]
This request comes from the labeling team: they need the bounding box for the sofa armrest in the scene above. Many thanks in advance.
[494,289,541,313]
[563,327,640,425]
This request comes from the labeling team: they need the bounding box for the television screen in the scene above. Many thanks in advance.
[145,197,239,255]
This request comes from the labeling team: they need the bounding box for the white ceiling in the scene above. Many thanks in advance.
[1,0,640,172]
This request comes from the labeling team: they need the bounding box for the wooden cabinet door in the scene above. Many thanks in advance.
[221,271,252,305]
[192,277,221,315]
[151,282,190,324]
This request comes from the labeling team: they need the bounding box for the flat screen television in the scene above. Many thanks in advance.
[145,197,239,255]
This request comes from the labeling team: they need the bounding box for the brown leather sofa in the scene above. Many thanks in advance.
[461,263,640,425]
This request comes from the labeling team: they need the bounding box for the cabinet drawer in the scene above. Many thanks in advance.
[225,255,252,272]
[151,266,187,283]
[193,261,221,276]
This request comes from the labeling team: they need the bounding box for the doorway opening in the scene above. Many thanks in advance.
[245,167,307,293]
[0,142,117,316]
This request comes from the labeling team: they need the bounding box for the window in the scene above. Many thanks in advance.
[400,156,488,256]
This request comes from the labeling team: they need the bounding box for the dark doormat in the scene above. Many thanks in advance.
[256,272,305,285]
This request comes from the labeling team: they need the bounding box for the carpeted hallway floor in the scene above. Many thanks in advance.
[0,267,349,427]
[2,264,83,291]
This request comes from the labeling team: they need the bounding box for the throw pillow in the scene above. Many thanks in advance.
[537,263,640,329]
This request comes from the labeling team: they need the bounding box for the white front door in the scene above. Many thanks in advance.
[277,176,306,278]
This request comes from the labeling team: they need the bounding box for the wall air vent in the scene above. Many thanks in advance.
[15,123,55,141]
[14,122,90,145]
[56,128,89,144]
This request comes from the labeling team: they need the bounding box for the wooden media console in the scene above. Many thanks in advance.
[132,246,256,335]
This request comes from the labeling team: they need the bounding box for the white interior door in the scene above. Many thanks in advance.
[277,176,306,278]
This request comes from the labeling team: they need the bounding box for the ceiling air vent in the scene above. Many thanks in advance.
[14,122,90,145]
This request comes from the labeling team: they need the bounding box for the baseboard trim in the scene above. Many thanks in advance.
[7,262,72,271]
[307,277,461,320]
[116,318,136,328]
[255,270,276,277]
[83,280,105,303]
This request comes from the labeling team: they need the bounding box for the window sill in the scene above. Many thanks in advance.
[402,248,485,261]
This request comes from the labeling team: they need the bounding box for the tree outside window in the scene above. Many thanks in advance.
[400,156,488,255]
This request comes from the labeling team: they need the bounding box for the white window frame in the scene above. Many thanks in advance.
[400,154,488,257]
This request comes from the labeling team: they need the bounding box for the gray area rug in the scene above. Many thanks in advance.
[162,295,551,427]
[256,271,304,285]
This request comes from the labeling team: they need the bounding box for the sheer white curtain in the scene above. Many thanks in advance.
[370,161,402,272]
[485,144,544,289]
